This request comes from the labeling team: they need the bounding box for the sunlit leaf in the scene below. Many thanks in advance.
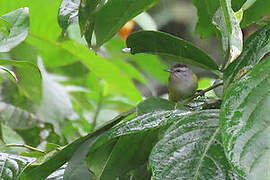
[0,8,29,52]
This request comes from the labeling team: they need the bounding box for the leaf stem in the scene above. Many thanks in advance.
[184,82,224,103]
[6,144,45,153]
[92,91,103,131]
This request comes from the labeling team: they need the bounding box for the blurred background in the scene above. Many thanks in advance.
[0,0,252,150]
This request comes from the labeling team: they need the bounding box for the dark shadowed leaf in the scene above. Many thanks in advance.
[63,138,95,180]
[220,57,270,179]
[241,0,270,27]
[79,0,160,47]
[0,8,29,52]
[87,131,159,180]
[126,31,218,70]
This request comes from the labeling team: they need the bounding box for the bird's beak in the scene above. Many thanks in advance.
[164,69,173,73]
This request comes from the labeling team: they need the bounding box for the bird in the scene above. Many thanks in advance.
[165,64,198,102]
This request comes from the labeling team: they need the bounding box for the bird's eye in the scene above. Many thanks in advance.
[176,69,181,72]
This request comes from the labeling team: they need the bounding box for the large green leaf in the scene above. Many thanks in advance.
[0,59,42,103]
[220,57,270,179]
[18,108,135,180]
[0,8,29,52]
[87,131,159,180]
[126,31,219,70]
[149,109,242,179]
[192,0,270,38]
[213,0,243,63]
[192,0,246,38]
[85,98,190,179]
[79,0,160,47]
[241,0,270,27]
[192,0,220,38]
[58,0,80,33]
[224,23,270,89]
[0,153,35,179]
[63,138,95,180]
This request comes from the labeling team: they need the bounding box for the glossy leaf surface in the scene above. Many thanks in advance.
[58,0,80,33]
[79,0,160,47]
[149,109,241,180]
[86,98,191,179]
[220,57,270,179]
[0,153,35,180]
[0,8,29,52]
[18,108,135,180]
[224,23,270,89]
[126,31,218,70]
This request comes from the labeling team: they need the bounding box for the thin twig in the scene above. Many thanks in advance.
[184,82,224,103]
[6,144,45,153]
[92,91,103,131]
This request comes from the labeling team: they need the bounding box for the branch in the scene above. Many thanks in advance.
[184,82,224,103]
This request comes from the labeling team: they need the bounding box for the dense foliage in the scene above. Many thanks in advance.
[0,0,270,179]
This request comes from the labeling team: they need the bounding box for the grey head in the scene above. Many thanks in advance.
[165,64,192,79]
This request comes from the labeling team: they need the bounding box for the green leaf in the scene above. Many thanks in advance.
[18,109,135,180]
[220,57,270,179]
[0,8,29,52]
[0,17,10,41]
[192,0,220,38]
[79,0,160,47]
[59,40,142,104]
[110,58,147,85]
[87,131,159,180]
[192,0,246,38]
[136,97,176,115]
[58,0,80,33]
[224,23,270,89]
[241,0,270,27]
[212,1,243,63]
[149,109,241,179]
[0,153,35,179]
[64,139,95,180]
[0,102,38,129]
[86,98,189,179]
[126,31,219,70]
[0,59,42,103]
